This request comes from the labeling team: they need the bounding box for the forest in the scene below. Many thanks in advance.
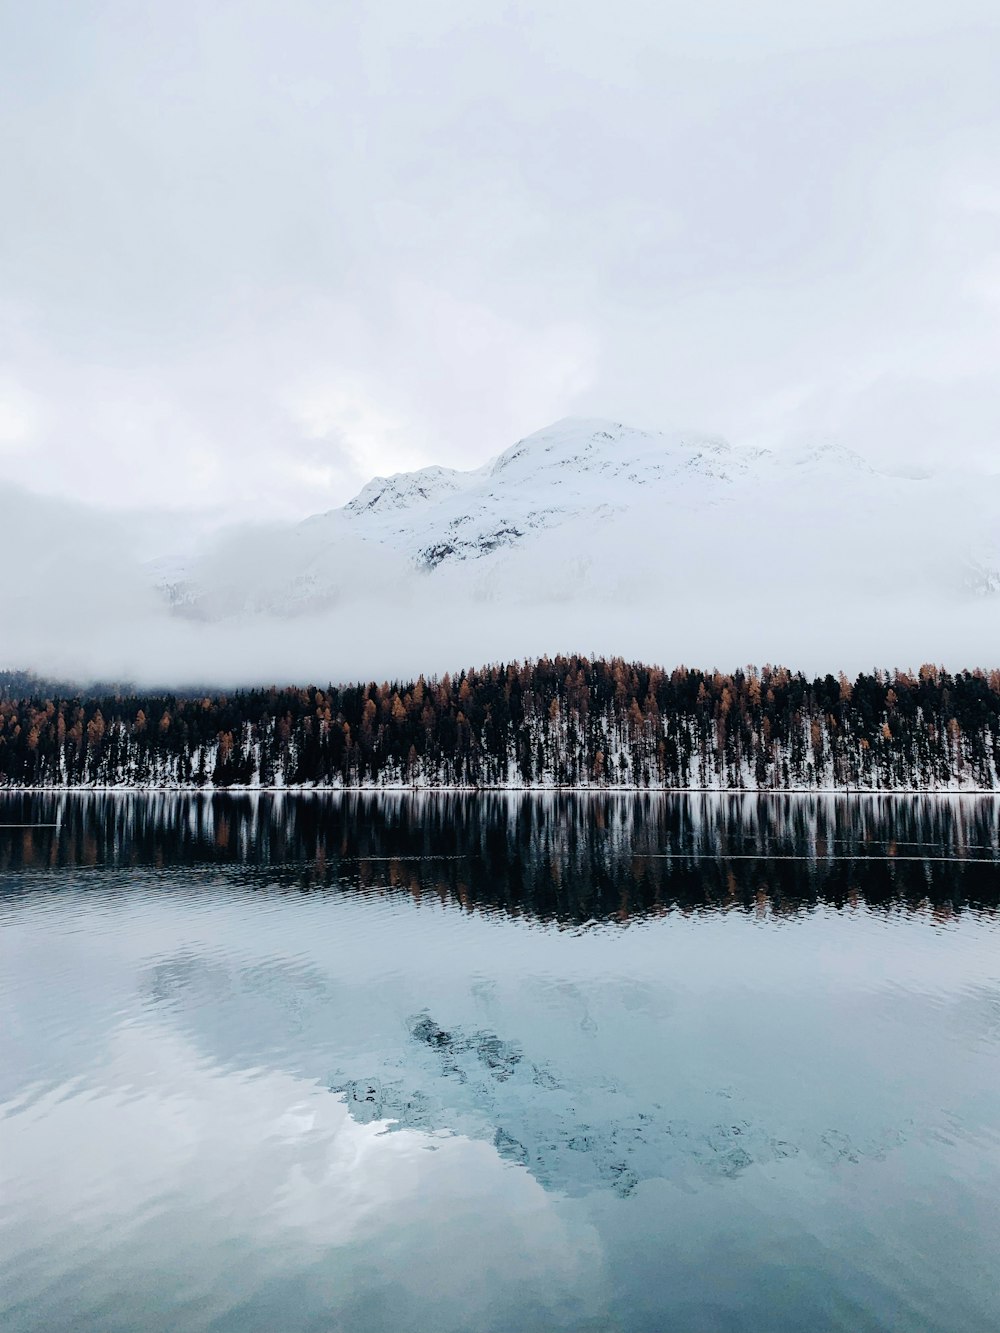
[1,657,999,790]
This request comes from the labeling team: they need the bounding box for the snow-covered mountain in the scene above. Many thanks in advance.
[340,419,760,571]
[8,418,1000,684]
[167,415,1000,615]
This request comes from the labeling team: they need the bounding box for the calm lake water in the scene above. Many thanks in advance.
[2,793,1000,1333]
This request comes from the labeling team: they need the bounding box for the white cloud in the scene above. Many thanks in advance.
[0,377,40,451]
[0,2,998,520]
[287,379,421,480]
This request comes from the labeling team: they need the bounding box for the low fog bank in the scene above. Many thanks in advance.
[5,593,999,694]
[7,474,1000,691]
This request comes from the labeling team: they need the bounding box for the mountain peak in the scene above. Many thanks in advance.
[490,417,731,480]
[344,464,471,517]
[777,439,873,473]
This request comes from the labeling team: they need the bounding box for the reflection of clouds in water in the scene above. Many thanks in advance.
[142,952,345,1070]
[1,1020,609,1328]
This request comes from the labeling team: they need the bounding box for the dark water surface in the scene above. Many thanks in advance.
[2,793,999,1332]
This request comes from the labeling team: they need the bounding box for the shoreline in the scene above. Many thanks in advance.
[3,785,999,797]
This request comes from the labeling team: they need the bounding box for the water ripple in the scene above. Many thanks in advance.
[2,794,1000,1332]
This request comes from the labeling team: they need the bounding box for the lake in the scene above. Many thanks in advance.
[2,792,999,1332]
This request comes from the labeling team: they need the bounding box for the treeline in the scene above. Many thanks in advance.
[0,670,88,703]
[1,657,999,790]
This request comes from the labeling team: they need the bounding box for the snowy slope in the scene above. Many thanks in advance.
[171,416,1000,616]
[343,419,756,570]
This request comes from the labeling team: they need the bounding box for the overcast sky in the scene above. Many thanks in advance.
[2,0,1000,521]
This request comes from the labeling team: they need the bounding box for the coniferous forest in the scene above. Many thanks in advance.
[2,657,1000,790]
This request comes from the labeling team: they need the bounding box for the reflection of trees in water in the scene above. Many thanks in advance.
[3,791,1000,920]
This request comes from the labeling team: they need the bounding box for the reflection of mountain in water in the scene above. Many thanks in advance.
[137,951,922,1201]
[331,1012,908,1198]
[3,790,1000,920]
